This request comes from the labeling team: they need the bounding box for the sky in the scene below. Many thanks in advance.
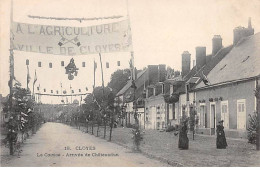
[1,0,260,103]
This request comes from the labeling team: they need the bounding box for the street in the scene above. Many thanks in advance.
[1,122,168,167]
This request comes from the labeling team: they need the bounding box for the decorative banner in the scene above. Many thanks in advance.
[11,19,132,55]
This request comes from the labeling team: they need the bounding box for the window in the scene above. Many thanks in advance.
[61,61,64,66]
[71,90,74,93]
[117,61,120,66]
[79,89,81,92]
[38,62,42,67]
[51,90,53,93]
[82,62,85,67]
[49,63,52,68]
[44,89,46,92]
[26,59,29,65]
[106,62,109,68]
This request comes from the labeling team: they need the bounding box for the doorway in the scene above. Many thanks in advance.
[210,103,216,135]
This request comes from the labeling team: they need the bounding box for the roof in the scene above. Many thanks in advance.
[116,69,147,96]
[196,32,260,89]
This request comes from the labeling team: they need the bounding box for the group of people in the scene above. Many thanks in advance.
[178,119,227,150]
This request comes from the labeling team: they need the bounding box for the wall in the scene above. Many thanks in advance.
[195,79,256,138]
[145,95,166,129]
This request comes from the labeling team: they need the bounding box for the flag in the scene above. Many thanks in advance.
[27,65,31,89]
[13,76,21,87]
[93,60,97,88]
[33,70,37,86]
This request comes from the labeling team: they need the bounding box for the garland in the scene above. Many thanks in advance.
[35,93,90,96]
[28,15,123,22]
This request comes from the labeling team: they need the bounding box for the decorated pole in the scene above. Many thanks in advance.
[8,0,15,156]
[97,53,105,137]
[256,76,260,150]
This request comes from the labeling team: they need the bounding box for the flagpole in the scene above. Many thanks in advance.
[99,53,105,96]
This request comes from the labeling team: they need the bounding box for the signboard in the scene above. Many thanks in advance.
[11,19,132,55]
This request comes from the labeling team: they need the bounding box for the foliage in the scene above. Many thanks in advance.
[107,69,131,94]
[247,111,258,144]
[166,125,175,132]
[163,93,179,103]
[189,107,197,131]
[2,86,44,145]
[166,66,181,79]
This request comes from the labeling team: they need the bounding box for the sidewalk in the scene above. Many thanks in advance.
[77,124,260,167]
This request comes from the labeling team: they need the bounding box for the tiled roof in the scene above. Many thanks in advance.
[196,32,260,89]
[116,69,147,96]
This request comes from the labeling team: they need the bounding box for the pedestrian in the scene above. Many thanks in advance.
[216,120,228,149]
[178,118,189,150]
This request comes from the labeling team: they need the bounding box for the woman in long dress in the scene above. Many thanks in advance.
[216,120,228,149]
[178,119,189,149]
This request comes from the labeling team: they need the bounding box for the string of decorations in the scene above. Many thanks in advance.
[28,15,124,23]
[35,93,90,96]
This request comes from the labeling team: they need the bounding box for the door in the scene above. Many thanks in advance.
[210,103,216,135]
[199,105,206,127]
[221,101,229,129]
[237,99,246,130]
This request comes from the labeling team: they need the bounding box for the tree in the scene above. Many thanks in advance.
[2,86,43,155]
[254,84,260,150]
[247,111,258,144]
[107,69,131,94]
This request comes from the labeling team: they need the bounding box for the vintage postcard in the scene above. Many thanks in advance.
[0,0,260,167]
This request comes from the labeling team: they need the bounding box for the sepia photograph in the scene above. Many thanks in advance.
[0,0,260,167]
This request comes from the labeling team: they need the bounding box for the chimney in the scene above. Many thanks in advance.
[233,17,254,45]
[181,51,191,77]
[212,35,222,56]
[158,64,166,82]
[196,47,206,69]
[148,65,159,85]
[248,17,252,29]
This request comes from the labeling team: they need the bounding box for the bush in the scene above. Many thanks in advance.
[247,111,258,144]
[166,125,175,132]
